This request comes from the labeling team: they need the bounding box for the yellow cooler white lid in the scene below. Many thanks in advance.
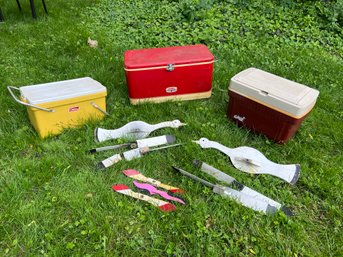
[20,77,107,105]
[229,68,320,118]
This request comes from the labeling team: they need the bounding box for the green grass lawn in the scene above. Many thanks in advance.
[0,0,342,256]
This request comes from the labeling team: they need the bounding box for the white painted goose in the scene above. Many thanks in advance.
[95,119,186,142]
[193,138,300,184]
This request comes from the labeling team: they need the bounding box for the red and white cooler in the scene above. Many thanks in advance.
[124,44,214,104]
[227,68,319,143]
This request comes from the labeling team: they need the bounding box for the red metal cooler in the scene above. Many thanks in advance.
[124,44,214,104]
[227,68,319,143]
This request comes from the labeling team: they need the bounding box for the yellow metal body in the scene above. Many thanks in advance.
[24,92,107,138]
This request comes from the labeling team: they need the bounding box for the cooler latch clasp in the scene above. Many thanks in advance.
[166,64,175,71]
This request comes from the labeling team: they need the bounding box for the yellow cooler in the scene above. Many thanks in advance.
[8,77,108,138]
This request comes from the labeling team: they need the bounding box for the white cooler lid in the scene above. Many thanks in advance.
[229,68,319,117]
[20,77,107,104]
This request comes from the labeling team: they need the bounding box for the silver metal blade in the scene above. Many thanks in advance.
[194,160,283,209]
[149,143,183,152]
[136,135,175,148]
[172,166,215,188]
[89,143,136,153]
[193,160,236,185]
[213,185,277,215]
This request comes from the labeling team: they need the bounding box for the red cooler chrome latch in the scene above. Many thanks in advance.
[166,64,175,71]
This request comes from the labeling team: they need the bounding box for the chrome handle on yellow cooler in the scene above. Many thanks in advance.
[7,86,55,113]
[90,101,109,116]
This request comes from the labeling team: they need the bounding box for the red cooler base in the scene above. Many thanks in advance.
[227,91,307,143]
[129,90,211,104]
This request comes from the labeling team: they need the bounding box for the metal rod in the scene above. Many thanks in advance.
[42,0,48,14]
[16,0,22,11]
[29,0,36,18]
[0,8,4,21]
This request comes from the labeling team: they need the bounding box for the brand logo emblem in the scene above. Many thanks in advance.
[233,115,246,122]
[166,87,177,93]
[69,106,79,112]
